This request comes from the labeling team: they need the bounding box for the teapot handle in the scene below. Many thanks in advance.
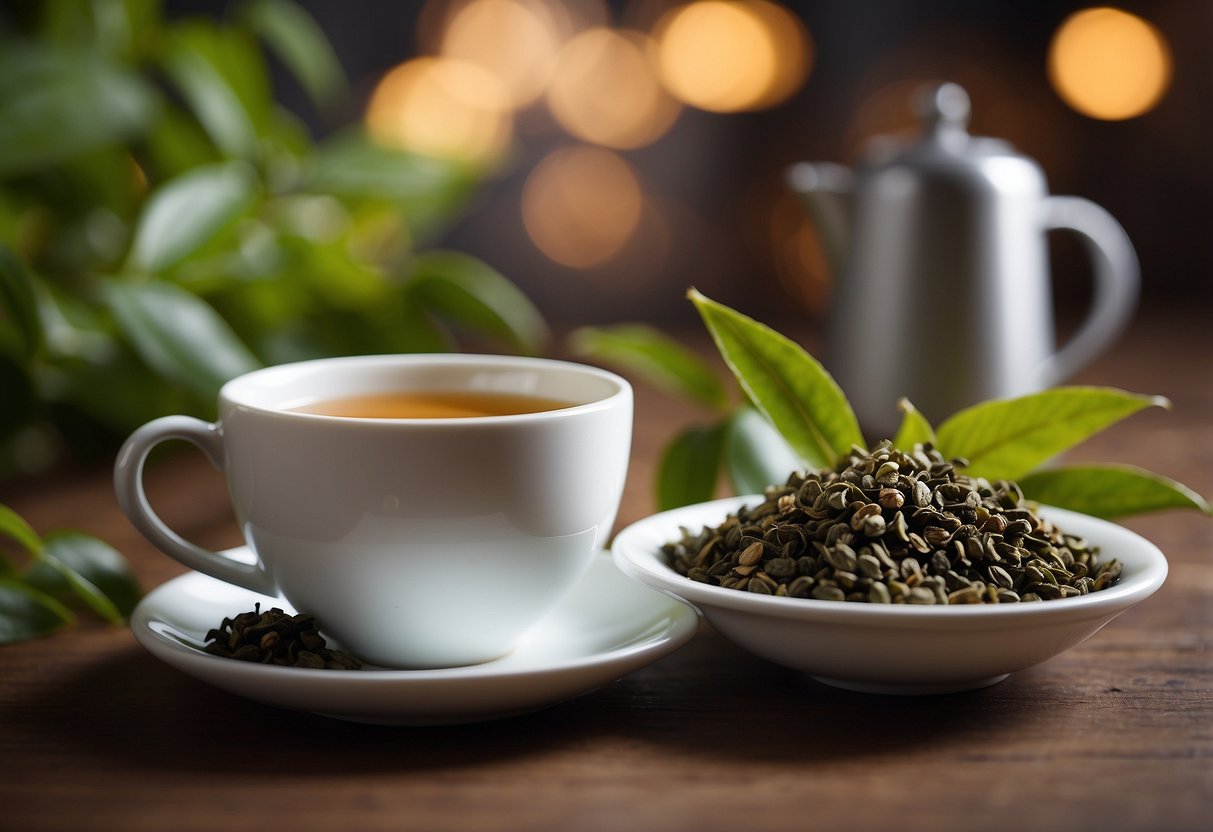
[1039,196,1139,386]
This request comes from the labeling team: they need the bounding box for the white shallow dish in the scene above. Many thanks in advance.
[612,496,1168,695]
[132,551,698,725]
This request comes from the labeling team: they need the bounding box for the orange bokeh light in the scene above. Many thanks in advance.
[1048,7,1172,120]
[521,146,643,268]
[547,28,680,149]
[365,57,512,164]
[654,0,811,112]
[439,0,562,109]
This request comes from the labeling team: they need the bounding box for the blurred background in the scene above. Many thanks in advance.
[0,0,1208,474]
[287,0,1210,324]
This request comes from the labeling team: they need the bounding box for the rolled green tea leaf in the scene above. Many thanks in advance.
[664,441,1122,604]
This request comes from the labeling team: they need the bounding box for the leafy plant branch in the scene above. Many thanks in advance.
[576,290,1209,519]
[0,503,141,644]
[0,0,548,474]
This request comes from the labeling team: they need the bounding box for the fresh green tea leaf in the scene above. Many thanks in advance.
[31,533,142,620]
[127,161,256,272]
[25,556,120,625]
[158,21,271,159]
[92,0,164,59]
[0,578,74,644]
[688,288,864,469]
[657,422,726,511]
[40,0,163,58]
[264,107,314,158]
[408,251,550,355]
[724,407,805,495]
[893,398,935,450]
[0,355,35,443]
[279,234,382,310]
[105,278,261,399]
[570,324,729,411]
[39,0,103,50]
[935,387,1168,481]
[307,132,469,199]
[306,132,477,233]
[1019,464,1211,519]
[203,26,273,136]
[0,46,156,177]
[395,302,456,354]
[159,40,255,159]
[238,0,348,109]
[143,104,222,178]
[0,503,42,556]
[50,338,193,433]
[0,246,43,362]
[58,143,145,220]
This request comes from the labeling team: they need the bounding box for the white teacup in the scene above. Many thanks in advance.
[114,355,632,668]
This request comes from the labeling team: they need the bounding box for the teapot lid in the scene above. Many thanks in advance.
[863,82,1021,167]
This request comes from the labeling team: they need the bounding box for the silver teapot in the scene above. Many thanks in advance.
[789,83,1139,438]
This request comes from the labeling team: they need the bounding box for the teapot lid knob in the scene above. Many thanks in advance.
[860,81,1017,166]
[916,82,970,140]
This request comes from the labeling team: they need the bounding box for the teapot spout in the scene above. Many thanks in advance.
[786,162,853,282]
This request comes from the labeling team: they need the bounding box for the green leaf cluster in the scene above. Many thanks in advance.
[570,320,799,511]
[0,1,546,474]
[0,503,141,644]
[576,290,1210,519]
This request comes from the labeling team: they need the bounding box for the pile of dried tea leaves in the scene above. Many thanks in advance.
[663,441,1122,604]
[204,604,362,669]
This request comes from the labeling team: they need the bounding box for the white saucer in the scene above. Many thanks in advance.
[131,551,698,725]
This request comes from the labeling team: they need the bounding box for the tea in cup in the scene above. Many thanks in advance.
[114,354,632,668]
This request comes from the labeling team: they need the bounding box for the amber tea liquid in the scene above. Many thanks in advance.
[290,390,574,419]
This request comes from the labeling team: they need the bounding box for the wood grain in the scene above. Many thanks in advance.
[1,313,1210,832]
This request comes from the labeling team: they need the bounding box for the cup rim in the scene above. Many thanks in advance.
[218,353,631,425]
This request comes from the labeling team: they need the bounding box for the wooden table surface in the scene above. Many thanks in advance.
[1,314,1210,832]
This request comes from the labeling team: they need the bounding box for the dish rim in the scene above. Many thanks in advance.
[611,495,1168,624]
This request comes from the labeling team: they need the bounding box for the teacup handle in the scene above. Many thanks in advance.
[114,415,275,594]
[1039,196,1140,386]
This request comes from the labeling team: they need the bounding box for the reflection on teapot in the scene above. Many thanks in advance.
[789,82,1138,439]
